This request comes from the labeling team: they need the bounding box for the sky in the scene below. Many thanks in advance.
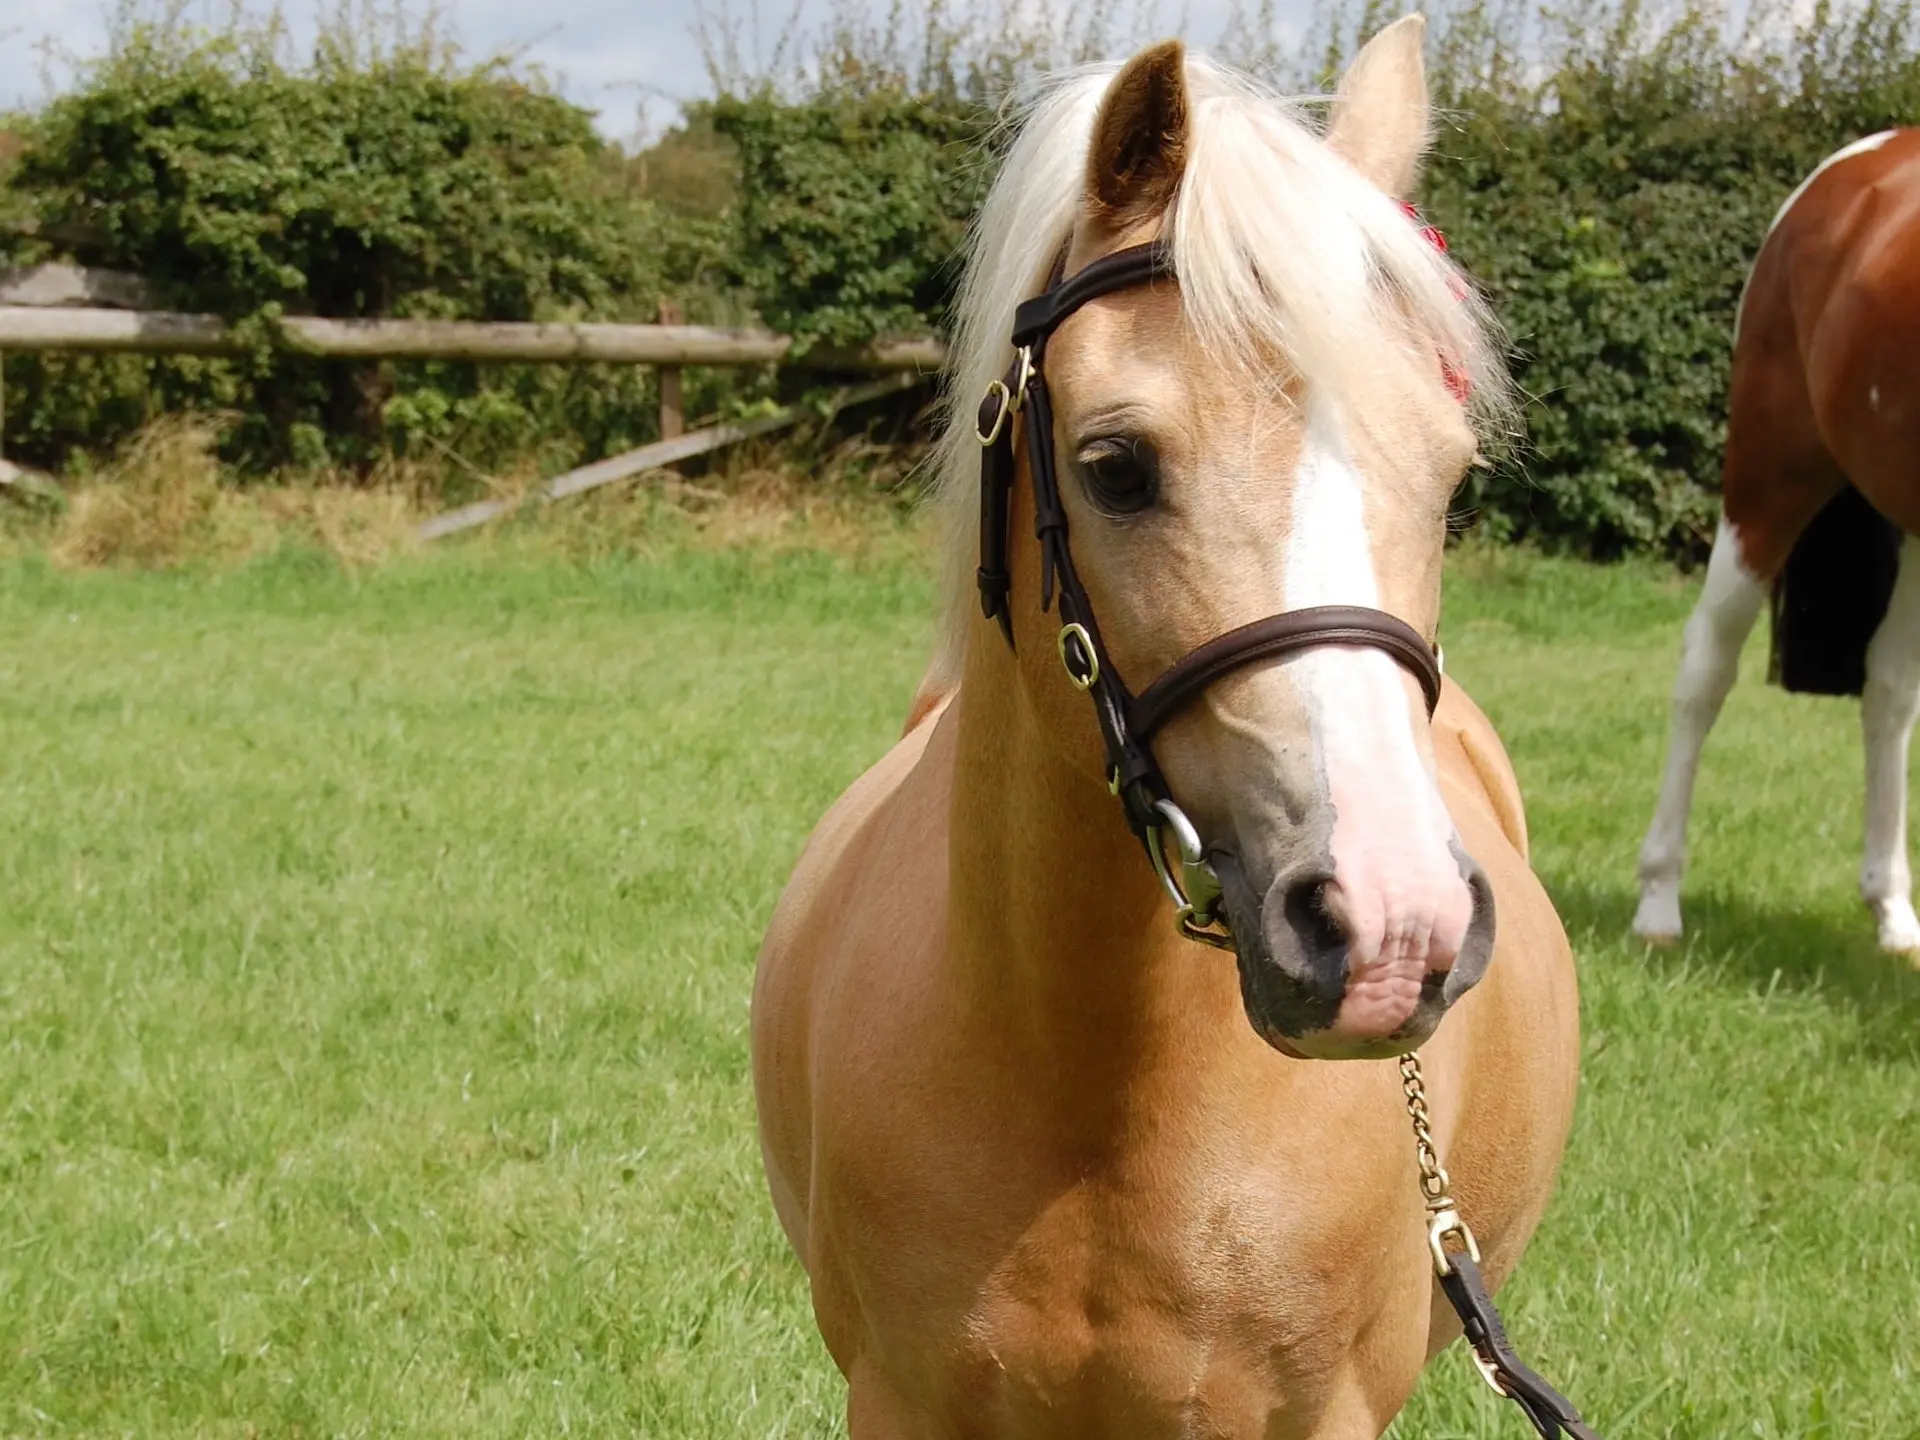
[0,0,1289,146]
[1,0,719,143]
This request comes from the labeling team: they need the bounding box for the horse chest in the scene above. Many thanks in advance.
[958,1205,1357,1428]
[812,1102,1387,1437]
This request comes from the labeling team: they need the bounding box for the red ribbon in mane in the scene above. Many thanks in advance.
[1400,201,1471,403]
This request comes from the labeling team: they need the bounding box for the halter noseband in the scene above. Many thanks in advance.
[974,239,1445,950]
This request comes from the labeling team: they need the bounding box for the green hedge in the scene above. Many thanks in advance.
[1,27,737,478]
[8,3,1920,552]
[1424,9,1920,556]
[701,2,1920,558]
[708,92,991,349]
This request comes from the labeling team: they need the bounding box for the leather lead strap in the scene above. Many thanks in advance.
[1439,1253,1606,1440]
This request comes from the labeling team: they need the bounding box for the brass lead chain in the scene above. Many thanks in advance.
[1398,1051,1452,1212]
[1400,1051,1508,1399]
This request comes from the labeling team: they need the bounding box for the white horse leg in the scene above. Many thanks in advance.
[1860,535,1920,954]
[1634,518,1767,942]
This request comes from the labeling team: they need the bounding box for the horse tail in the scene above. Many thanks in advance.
[1768,485,1902,696]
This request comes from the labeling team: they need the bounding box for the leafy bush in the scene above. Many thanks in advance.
[11,0,1920,553]
[1416,0,1920,555]
[693,0,1920,559]
[1,16,737,479]
[710,92,989,349]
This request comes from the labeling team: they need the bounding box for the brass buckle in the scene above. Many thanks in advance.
[1468,1346,1512,1398]
[973,347,1033,446]
[976,380,1014,446]
[1057,623,1098,690]
[1426,1209,1508,1396]
[1426,1207,1481,1279]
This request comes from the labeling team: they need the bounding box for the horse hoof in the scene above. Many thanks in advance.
[1870,901,1920,956]
[1631,893,1683,947]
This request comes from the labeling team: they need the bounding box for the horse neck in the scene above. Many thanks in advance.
[945,629,1242,1084]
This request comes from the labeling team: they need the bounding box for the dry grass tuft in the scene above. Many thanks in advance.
[452,427,936,566]
[50,417,262,569]
[10,414,933,572]
[37,417,434,571]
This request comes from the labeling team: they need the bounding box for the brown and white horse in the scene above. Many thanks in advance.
[1636,129,1920,955]
[754,20,1583,1437]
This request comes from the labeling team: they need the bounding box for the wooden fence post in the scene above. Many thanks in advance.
[657,300,684,441]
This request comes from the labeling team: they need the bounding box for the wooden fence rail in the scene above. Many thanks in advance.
[417,373,927,542]
[0,304,947,371]
[0,265,949,537]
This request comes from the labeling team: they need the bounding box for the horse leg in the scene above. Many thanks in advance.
[1860,535,1920,955]
[1634,517,1767,941]
[1294,1377,1407,1440]
[846,1361,926,1439]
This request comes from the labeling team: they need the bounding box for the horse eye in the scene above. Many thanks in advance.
[1078,437,1159,516]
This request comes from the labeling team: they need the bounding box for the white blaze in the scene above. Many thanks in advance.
[1283,404,1467,990]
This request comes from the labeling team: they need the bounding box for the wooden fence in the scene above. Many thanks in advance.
[0,303,945,369]
[0,264,948,539]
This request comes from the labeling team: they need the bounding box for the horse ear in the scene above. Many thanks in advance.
[1085,40,1191,221]
[1325,14,1431,199]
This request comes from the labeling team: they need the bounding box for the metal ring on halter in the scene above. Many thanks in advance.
[1146,799,1234,949]
[1011,346,1033,406]
[1057,623,1099,690]
[1176,909,1236,949]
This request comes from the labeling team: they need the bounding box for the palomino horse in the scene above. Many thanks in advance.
[1636,129,1920,954]
[754,19,1584,1437]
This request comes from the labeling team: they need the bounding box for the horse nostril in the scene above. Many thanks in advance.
[1281,875,1348,960]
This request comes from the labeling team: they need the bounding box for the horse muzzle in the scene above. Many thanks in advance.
[1212,841,1496,1060]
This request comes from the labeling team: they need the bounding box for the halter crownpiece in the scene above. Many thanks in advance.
[975,236,1447,949]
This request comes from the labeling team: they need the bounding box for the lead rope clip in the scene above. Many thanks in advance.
[1399,1053,1608,1439]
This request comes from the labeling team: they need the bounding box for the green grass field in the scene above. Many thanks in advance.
[2,540,1915,1438]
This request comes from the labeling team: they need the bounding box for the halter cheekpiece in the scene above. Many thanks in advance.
[975,238,1445,949]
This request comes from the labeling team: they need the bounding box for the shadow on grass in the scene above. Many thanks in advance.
[1549,877,1920,1067]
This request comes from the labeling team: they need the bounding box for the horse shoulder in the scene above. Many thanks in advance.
[750,691,956,1262]
[1431,679,1530,860]
[1421,681,1580,1325]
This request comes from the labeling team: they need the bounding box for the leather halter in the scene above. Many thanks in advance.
[972,239,1611,1440]
[975,239,1445,948]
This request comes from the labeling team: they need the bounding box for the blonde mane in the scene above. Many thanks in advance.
[922,51,1515,692]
